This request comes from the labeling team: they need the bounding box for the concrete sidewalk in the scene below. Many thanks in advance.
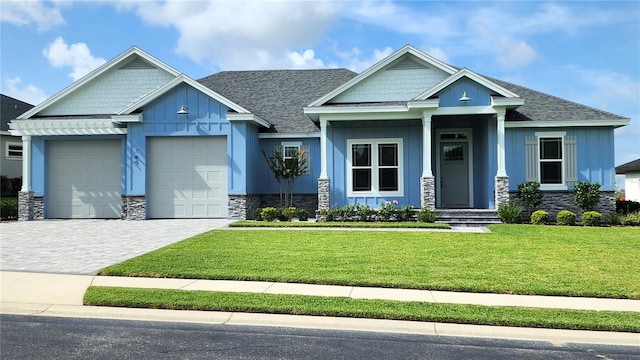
[1,271,638,346]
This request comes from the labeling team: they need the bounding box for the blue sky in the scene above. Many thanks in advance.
[1,0,638,171]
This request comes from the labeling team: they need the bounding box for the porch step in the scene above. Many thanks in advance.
[435,209,502,227]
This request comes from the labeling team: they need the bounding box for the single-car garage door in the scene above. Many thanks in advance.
[147,137,228,218]
[47,140,122,219]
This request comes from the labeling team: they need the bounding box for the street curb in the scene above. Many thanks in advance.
[2,302,639,347]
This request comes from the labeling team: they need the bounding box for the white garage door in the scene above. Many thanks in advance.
[148,137,228,218]
[47,140,122,219]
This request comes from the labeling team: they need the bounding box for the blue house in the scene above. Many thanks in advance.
[10,45,629,220]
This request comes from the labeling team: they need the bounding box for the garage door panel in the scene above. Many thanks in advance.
[148,137,228,218]
[48,140,121,219]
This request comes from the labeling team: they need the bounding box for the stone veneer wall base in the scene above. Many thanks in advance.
[508,190,616,221]
[420,176,435,210]
[259,194,318,218]
[495,176,510,207]
[121,195,146,220]
[228,194,261,220]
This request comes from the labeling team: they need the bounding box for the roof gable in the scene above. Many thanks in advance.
[309,45,456,106]
[1,94,34,131]
[415,68,520,101]
[19,46,181,119]
[616,158,640,174]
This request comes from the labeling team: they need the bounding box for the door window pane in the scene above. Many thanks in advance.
[444,145,464,161]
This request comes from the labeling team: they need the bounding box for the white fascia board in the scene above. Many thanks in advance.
[258,132,320,139]
[491,96,525,107]
[407,99,440,109]
[414,68,521,101]
[506,119,630,128]
[18,46,181,120]
[434,106,497,116]
[305,104,409,115]
[111,114,142,123]
[9,118,127,136]
[308,45,457,107]
[118,75,252,115]
[226,113,271,128]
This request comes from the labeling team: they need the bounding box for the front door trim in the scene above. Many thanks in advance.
[436,128,474,208]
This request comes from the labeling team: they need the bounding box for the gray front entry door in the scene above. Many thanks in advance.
[440,142,469,208]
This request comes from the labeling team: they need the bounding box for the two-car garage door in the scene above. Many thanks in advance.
[147,137,228,218]
[46,137,228,219]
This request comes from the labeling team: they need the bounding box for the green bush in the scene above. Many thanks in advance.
[396,205,414,222]
[619,211,640,226]
[581,211,602,227]
[261,207,279,222]
[417,208,437,223]
[378,201,399,221]
[281,207,298,221]
[296,208,309,221]
[574,182,601,212]
[252,207,263,221]
[556,210,576,226]
[497,201,522,224]
[530,210,549,225]
[517,181,543,210]
[355,204,375,221]
[0,198,19,221]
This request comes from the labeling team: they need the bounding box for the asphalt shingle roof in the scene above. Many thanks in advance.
[1,94,34,132]
[198,69,357,133]
[616,158,640,174]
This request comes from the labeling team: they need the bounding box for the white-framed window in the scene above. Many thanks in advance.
[347,138,403,197]
[539,136,563,185]
[281,141,310,175]
[5,142,23,159]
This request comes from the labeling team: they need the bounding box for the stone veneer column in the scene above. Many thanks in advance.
[228,194,261,220]
[495,176,510,207]
[121,195,146,220]
[318,178,330,210]
[420,176,435,210]
[18,191,34,221]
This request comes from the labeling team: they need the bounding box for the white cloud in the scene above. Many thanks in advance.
[425,47,449,64]
[0,0,65,32]
[495,36,537,68]
[334,46,394,72]
[124,1,341,70]
[288,49,327,69]
[4,77,48,105]
[42,37,106,81]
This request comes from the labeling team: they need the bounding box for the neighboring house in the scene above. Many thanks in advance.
[616,159,640,202]
[10,45,630,220]
[1,94,34,180]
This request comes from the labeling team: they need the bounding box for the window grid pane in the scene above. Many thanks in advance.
[353,169,371,191]
[378,168,398,191]
[378,144,397,166]
[352,144,371,167]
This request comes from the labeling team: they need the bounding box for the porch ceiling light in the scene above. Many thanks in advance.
[177,105,189,114]
[459,91,471,101]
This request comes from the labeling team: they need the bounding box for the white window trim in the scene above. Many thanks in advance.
[347,138,404,197]
[5,141,23,160]
[535,131,567,190]
[281,141,309,175]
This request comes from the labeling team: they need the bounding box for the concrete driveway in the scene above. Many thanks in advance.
[0,219,231,275]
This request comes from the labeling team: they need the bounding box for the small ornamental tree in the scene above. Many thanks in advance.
[517,181,543,210]
[262,147,308,208]
[574,182,601,212]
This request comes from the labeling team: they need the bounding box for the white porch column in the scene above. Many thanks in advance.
[422,111,433,177]
[496,108,507,177]
[20,135,31,192]
[319,118,328,179]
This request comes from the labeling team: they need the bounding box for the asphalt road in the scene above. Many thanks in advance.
[1,315,638,359]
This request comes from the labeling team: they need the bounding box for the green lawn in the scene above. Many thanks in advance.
[99,225,640,299]
[230,220,450,229]
[84,286,640,333]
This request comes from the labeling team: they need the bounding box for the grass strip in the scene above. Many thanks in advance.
[84,286,640,333]
[229,221,451,229]
[98,226,640,299]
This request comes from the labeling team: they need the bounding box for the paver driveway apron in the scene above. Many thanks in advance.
[0,219,231,275]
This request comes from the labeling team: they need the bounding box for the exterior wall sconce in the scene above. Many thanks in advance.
[177,105,189,114]
[459,91,471,101]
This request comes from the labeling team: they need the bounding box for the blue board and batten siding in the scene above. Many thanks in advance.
[437,78,494,107]
[505,127,616,191]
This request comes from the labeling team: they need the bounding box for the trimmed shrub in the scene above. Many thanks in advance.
[530,210,549,225]
[556,210,576,226]
[517,181,543,210]
[0,198,19,221]
[582,211,602,227]
[261,207,279,222]
[396,205,414,222]
[296,208,309,221]
[619,211,640,226]
[417,208,437,223]
[281,207,298,221]
[497,201,522,224]
[355,204,375,221]
[252,207,263,221]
